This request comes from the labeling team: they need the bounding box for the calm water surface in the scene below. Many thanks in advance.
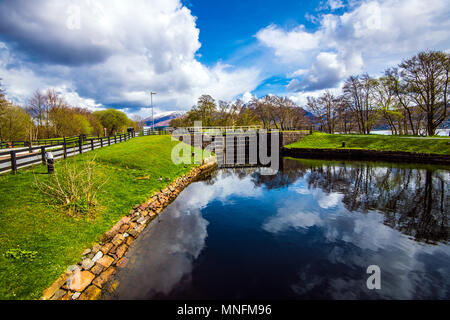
[105,158,449,300]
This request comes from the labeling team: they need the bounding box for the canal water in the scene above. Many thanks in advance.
[104,158,449,300]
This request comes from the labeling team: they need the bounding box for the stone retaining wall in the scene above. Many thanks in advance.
[282,147,450,165]
[40,159,218,300]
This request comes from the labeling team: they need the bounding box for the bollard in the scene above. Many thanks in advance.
[342,141,346,148]
[46,152,55,174]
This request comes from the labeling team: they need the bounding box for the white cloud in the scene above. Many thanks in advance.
[257,0,450,92]
[0,0,262,115]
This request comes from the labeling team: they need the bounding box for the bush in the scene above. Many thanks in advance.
[33,156,108,217]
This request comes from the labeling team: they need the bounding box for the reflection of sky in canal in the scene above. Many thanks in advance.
[106,163,449,300]
[263,174,449,299]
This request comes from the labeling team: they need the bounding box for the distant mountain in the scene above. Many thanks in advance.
[143,111,185,127]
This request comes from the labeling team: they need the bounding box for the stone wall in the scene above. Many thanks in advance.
[282,147,450,165]
[280,131,309,147]
[40,159,218,300]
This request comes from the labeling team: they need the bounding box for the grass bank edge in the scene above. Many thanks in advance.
[285,132,450,156]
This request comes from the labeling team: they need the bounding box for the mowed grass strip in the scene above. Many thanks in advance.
[0,135,206,300]
[285,132,450,155]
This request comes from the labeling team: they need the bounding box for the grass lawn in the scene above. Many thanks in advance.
[0,135,208,300]
[285,132,450,155]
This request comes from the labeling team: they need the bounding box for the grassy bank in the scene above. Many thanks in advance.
[285,132,450,155]
[0,135,206,300]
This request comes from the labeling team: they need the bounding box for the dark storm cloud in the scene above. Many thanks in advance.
[0,0,112,66]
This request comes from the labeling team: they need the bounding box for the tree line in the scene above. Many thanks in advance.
[169,94,311,130]
[171,50,449,136]
[308,51,449,136]
[0,85,140,142]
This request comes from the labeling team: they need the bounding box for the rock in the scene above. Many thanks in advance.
[97,255,114,268]
[92,251,103,262]
[123,232,129,238]
[115,244,128,258]
[72,292,81,300]
[92,267,116,288]
[116,257,129,268]
[50,289,67,300]
[128,229,138,238]
[61,291,74,300]
[136,217,146,225]
[126,236,134,246]
[105,280,119,294]
[66,265,80,275]
[140,203,148,210]
[91,263,104,275]
[92,244,101,254]
[101,243,114,254]
[119,224,129,233]
[111,234,125,246]
[102,229,118,241]
[82,249,92,256]
[81,258,95,270]
[79,285,102,300]
[120,216,131,224]
[141,211,148,217]
[41,274,68,300]
[67,271,95,292]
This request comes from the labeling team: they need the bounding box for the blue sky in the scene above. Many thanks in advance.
[0,0,449,117]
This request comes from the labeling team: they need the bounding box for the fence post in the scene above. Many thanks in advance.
[91,139,94,151]
[63,137,67,159]
[79,137,83,154]
[108,136,111,146]
[120,135,122,142]
[41,146,46,164]
[100,138,103,148]
[114,135,117,144]
[10,151,17,174]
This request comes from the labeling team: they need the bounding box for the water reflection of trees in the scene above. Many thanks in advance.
[207,160,448,243]
[251,158,449,244]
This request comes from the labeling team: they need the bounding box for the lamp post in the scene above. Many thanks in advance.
[150,91,156,133]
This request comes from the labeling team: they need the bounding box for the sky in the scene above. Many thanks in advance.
[0,0,449,118]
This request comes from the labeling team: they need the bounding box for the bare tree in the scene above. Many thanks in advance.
[343,74,378,134]
[399,51,450,136]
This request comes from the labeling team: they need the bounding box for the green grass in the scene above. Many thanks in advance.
[285,132,450,155]
[0,135,208,300]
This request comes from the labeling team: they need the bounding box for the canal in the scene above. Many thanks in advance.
[104,158,449,300]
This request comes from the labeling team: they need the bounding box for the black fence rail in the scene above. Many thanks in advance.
[0,133,135,175]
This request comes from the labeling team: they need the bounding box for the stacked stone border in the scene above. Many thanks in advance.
[40,159,218,300]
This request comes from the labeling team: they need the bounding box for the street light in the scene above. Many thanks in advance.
[150,91,157,133]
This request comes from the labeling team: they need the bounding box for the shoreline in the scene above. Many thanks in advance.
[40,158,218,300]
[282,147,450,165]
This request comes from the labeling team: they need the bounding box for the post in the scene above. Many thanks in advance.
[100,138,103,148]
[91,139,94,151]
[108,136,111,146]
[10,151,17,174]
[41,146,46,164]
[79,137,83,154]
[120,135,122,142]
[63,137,67,159]
[114,135,117,144]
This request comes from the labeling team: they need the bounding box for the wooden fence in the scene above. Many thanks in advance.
[0,129,168,175]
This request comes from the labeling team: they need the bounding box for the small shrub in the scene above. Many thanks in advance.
[5,247,38,261]
[33,155,108,217]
